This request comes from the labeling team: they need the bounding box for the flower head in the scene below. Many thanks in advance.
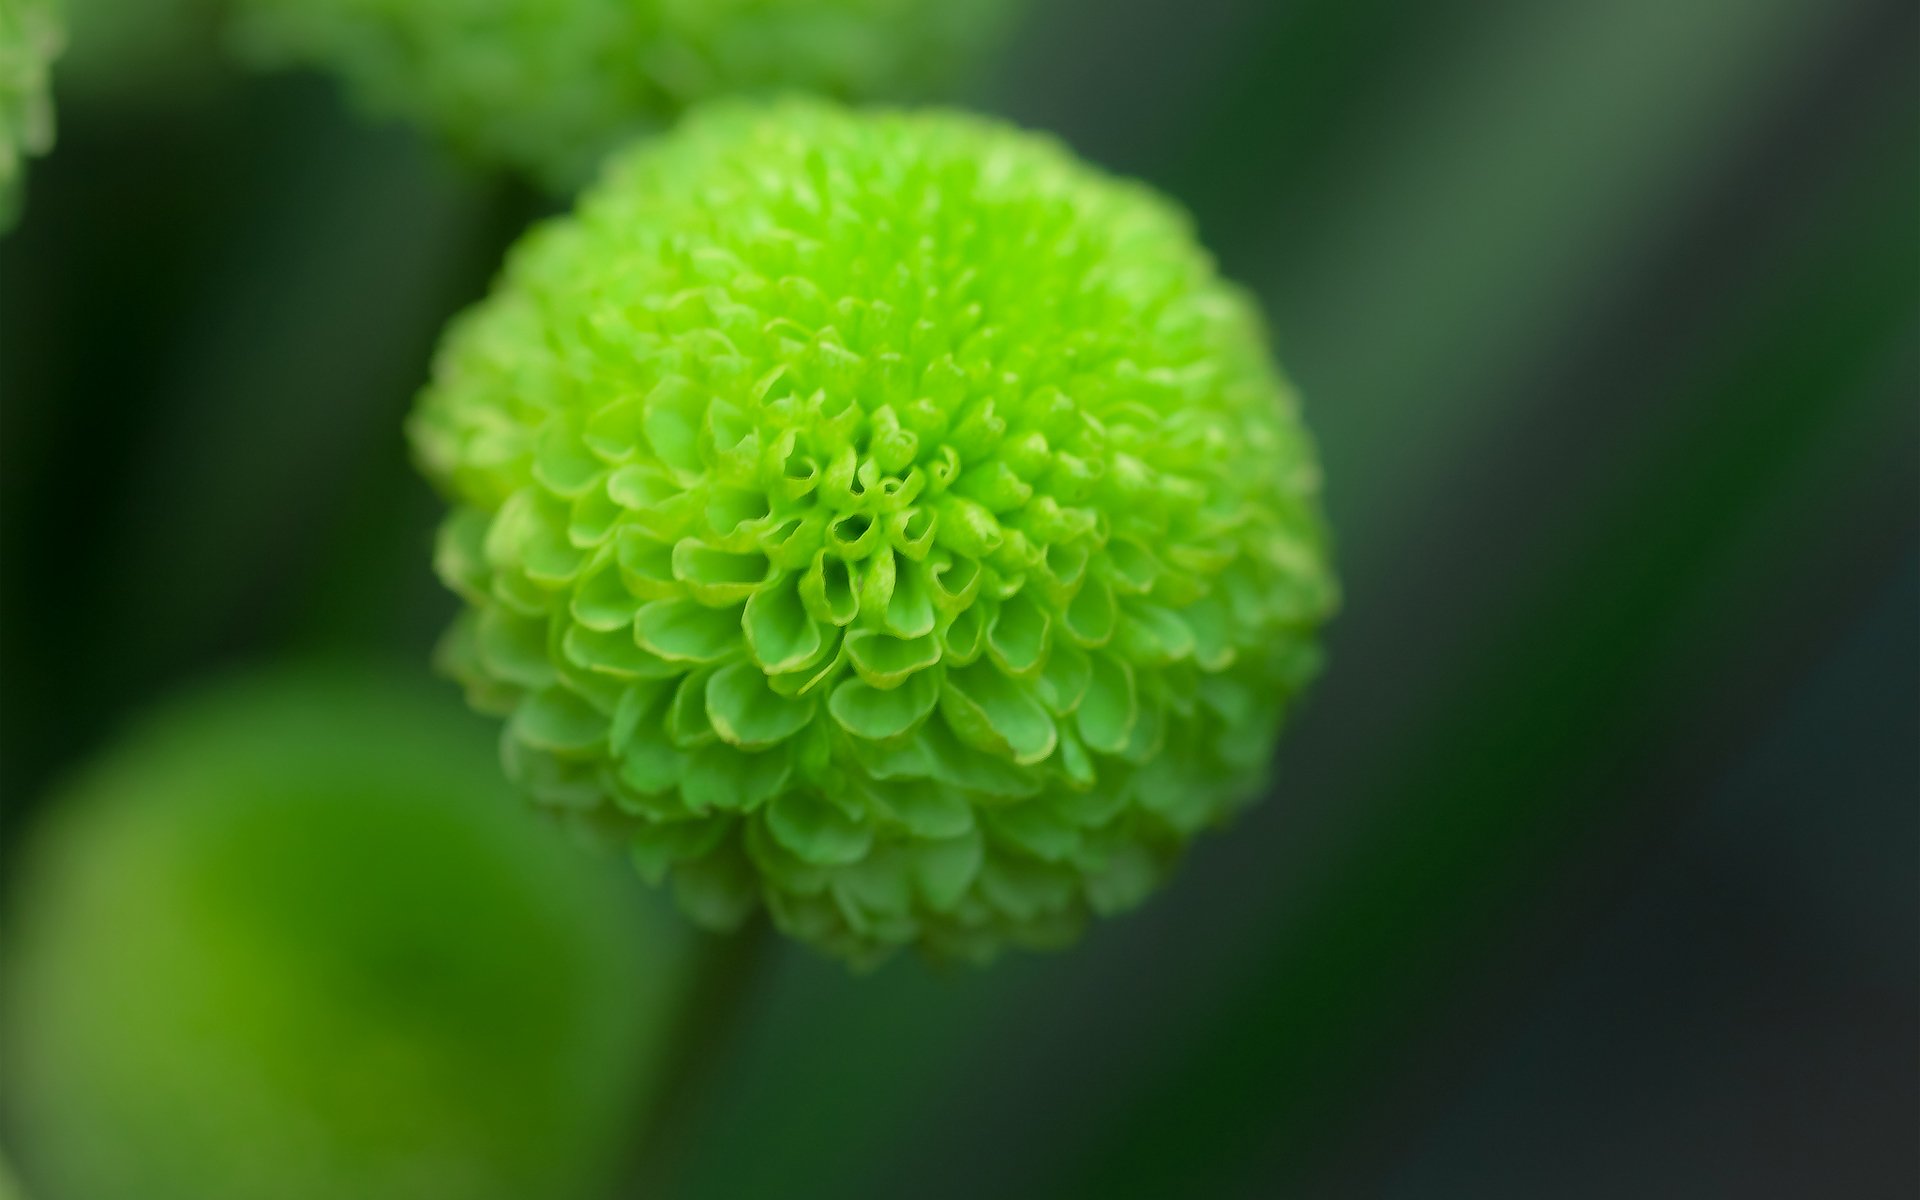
[412,100,1338,965]
[1,670,684,1200]
[233,0,1015,186]
[0,0,62,229]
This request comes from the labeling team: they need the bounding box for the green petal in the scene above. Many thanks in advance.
[618,725,688,797]
[569,482,625,547]
[500,738,606,810]
[824,510,881,559]
[673,539,770,605]
[1182,594,1237,671]
[1036,640,1091,714]
[766,791,874,866]
[609,678,674,750]
[940,662,1056,765]
[843,727,935,782]
[918,723,1044,798]
[476,605,557,690]
[497,489,586,583]
[928,553,982,612]
[832,847,915,920]
[985,801,1082,862]
[827,670,940,741]
[510,687,607,756]
[1038,537,1090,595]
[606,464,679,516]
[857,546,897,618]
[490,568,554,617]
[844,629,942,688]
[986,589,1049,676]
[929,549,983,606]
[1053,727,1101,794]
[533,419,604,497]
[1118,601,1196,665]
[705,486,774,542]
[667,668,720,748]
[634,597,744,663]
[672,843,759,931]
[616,527,683,600]
[744,817,834,897]
[641,376,707,474]
[887,506,938,561]
[878,784,975,839]
[1132,753,1213,833]
[952,459,1032,513]
[1062,576,1117,646]
[1105,536,1163,594]
[683,744,793,812]
[706,661,815,749]
[569,559,640,632]
[561,622,679,679]
[1081,841,1161,916]
[583,395,643,461]
[1197,671,1257,726]
[758,510,826,569]
[1120,686,1167,765]
[913,827,984,911]
[1076,653,1136,755]
[742,574,825,672]
[799,550,859,626]
[433,507,494,602]
[767,632,848,698]
[977,854,1076,922]
[940,602,986,665]
[630,817,731,885]
[884,559,937,637]
[934,494,1003,557]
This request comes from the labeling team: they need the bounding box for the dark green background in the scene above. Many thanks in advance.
[3,0,1915,1194]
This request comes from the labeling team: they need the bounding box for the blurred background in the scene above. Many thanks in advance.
[2,0,1915,1196]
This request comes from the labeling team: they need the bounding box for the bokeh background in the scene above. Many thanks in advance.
[2,0,1915,1196]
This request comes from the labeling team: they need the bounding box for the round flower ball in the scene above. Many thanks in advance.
[232,0,1016,187]
[0,669,689,1200]
[0,0,61,229]
[410,99,1338,966]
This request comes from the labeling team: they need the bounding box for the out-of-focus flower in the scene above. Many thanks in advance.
[0,0,62,229]
[1,668,689,1200]
[230,0,1017,187]
[411,99,1338,966]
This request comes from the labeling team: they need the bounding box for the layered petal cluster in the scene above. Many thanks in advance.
[0,0,61,229]
[233,0,1014,187]
[411,100,1337,965]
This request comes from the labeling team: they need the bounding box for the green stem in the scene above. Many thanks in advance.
[625,917,774,1196]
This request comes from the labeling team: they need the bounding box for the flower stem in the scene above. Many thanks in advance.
[625,916,773,1194]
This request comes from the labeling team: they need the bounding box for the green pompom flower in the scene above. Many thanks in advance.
[1,669,688,1200]
[232,0,1014,187]
[411,100,1338,966]
[0,0,61,229]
